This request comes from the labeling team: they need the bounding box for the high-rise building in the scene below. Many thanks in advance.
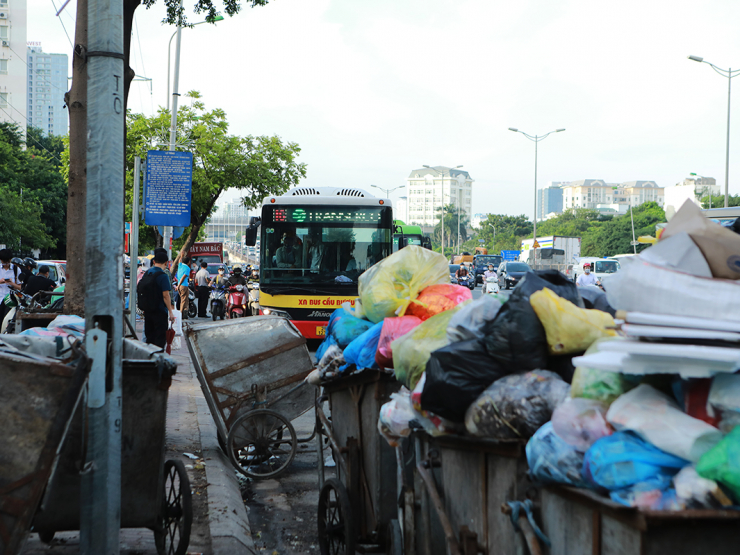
[27,44,68,136]
[0,0,28,136]
[537,183,564,220]
[394,196,408,223]
[561,179,664,214]
[406,166,473,227]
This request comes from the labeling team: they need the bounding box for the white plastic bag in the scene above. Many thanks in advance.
[707,373,740,432]
[551,398,612,452]
[172,309,183,337]
[606,384,723,463]
[378,389,417,447]
[446,294,505,343]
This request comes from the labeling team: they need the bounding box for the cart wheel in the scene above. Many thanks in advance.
[227,409,297,479]
[318,478,356,555]
[38,531,55,544]
[154,459,192,555]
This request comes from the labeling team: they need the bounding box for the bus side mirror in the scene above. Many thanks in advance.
[422,237,432,250]
[245,217,261,247]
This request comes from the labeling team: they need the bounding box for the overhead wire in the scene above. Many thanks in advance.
[8,45,68,95]
[49,0,74,48]
[0,102,64,164]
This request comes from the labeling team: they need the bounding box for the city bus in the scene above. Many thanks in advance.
[245,187,394,339]
[392,220,432,252]
[702,206,740,227]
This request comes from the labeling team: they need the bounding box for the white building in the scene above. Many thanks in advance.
[471,212,489,228]
[562,179,663,214]
[27,44,68,136]
[394,196,408,223]
[406,166,473,227]
[664,176,720,220]
[0,0,27,136]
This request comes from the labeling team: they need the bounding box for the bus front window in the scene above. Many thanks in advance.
[262,226,391,284]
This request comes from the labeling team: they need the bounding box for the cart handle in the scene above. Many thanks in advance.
[315,396,349,477]
[416,458,461,555]
[502,500,550,554]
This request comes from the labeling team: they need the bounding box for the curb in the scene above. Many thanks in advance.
[195,394,256,554]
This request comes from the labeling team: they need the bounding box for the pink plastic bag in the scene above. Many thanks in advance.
[552,398,612,452]
[375,316,422,370]
[406,284,472,321]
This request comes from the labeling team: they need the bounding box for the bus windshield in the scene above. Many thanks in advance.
[261,206,392,285]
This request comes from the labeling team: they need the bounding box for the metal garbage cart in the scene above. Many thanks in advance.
[0,335,189,555]
[540,485,740,555]
[0,337,87,555]
[315,368,404,555]
[185,316,316,479]
[411,431,532,555]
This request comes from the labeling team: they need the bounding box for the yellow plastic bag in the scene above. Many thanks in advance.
[391,305,462,389]
[358,246,450,323]
[530,288,616,355]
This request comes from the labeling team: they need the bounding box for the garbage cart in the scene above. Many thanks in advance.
[315,368,404,555]
[0,337,87,555]
[185,316,316,479]
[411,431,532,555]
[11,337,189,555]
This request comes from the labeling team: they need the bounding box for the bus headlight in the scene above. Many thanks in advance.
[263,308,289,318]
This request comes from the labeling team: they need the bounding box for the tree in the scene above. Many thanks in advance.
[0,123,61,254]
[125,92,306,264]
[476,214,533,253]
[581,202,665,257]
[701,194,740,209]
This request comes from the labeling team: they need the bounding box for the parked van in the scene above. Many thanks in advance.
[573,257,620,283]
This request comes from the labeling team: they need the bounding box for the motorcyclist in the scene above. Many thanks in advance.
[576,262,600,287]
[484,264,497,282]
[209,266,228,287]
[455,263,470,281]
[19,258,37,290]
[227,266,248,286]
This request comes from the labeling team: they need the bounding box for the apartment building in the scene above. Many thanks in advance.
[0,0,27,136]
[406,166,473,227]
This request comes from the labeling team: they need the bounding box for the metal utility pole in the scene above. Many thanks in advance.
[165,0,184,259]
[82,0,125,550]
[508,128,565,268]
[129,157,141,331]
[370,184,403,199]
[489,223,496,250]
[630,204,637,254]
[687,56,740,208]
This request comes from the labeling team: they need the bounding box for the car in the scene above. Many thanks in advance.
[497,260,531,290]
[36,260,67,287]
[573,258,620,283]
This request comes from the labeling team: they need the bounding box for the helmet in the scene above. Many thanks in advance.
[583,263,591,269]
[11,257,23,266]
[24,258,37,269]
[233,266,242,274]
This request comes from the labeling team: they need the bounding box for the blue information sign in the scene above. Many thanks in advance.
[501,250,520,261]
[145,150,193,227]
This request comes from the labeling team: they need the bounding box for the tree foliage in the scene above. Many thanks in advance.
[141,0,269,25]
[125,92,307,261]
[431,204,470,250]
[0,123,65,254]
[701,194,740,209]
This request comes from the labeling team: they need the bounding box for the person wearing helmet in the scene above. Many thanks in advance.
[19,258,37,290]
[228,266,247,286]
[576,262,600,287]
[0,250,22,326]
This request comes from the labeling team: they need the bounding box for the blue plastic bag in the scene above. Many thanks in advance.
[609,476,674,508]
[341,322,384,371]
[583,431,689,491]
[316,334,338,362]
[327,308,374,348]
[526,423,589,487]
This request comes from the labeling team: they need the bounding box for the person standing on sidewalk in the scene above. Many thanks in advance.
[139,250,176,348]
[195,262,210,318]
[176,255,191,320]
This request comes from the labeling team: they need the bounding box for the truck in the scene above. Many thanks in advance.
[519,236,581,265]
[187,242,224,265]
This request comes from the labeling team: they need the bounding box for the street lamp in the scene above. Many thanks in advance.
[488,222,496,250]
[167,16,224,111]
[509,127,565,267]
[423,165,463,257]
[370,184,404,198]
[687,55,740,208]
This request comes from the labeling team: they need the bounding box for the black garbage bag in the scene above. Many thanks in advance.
[546,353,580,383]
[577,286,616,316]
[421,338,509,422]
[482,270,584,373]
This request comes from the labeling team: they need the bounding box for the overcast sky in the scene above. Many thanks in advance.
[28,0,740,218]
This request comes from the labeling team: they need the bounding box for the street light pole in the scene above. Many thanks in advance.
[488,223,496,251]
[370,184,403,199]
[423,165,463,258]
[508,128,565,268]
[688,56,740,208]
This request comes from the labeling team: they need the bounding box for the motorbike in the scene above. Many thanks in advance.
[247,282,260,316]
[226,284,248,319]
[457,274,475,291]
[484,275,500,294]
[210,285,227,321]
[187,288,197,319]
[1,290,40,334]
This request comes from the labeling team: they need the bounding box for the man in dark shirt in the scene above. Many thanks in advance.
[18,258,36,290]
[143,251,176,348]
[24,265,57,299]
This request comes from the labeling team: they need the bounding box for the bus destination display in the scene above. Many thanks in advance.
[272,207,383,224]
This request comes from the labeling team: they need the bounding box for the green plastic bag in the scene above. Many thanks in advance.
[697,425,740,502]
[570,339,638,405]
[358,246,450,324]
[391,305,462,389]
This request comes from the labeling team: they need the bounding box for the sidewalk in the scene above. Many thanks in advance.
[20,318,255,555]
